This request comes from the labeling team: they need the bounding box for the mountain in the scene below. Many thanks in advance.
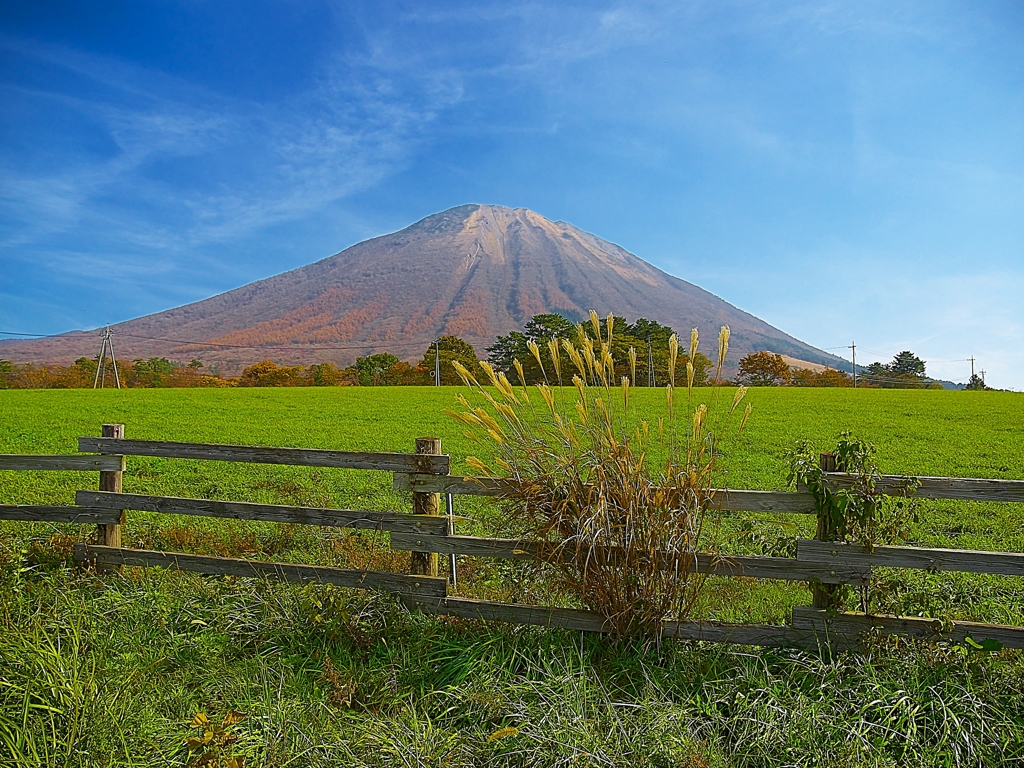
[0,204,845,374]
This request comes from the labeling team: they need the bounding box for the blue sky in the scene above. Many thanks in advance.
[1,1,1022,388]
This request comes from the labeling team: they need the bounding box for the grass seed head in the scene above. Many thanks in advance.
[478,360,501,388]
[669,334,679,387]
[717,325,731,367]
[740,402,753,431]
[538,383,557,414]
[731,386,748,414]
[548,338,562,381]
[513,359,527,388]
[563,339,587,379]
[527,340,544,370]
[452,360,478,388]
[496,372,519,403]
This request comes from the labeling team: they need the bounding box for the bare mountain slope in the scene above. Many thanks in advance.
[1,204,844,373]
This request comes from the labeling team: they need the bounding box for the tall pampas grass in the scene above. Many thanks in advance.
[447,317,749,639]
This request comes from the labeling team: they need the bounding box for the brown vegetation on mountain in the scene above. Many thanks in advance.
[0,204,843,374]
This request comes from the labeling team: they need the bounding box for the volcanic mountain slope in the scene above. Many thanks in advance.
[2,204,844,373]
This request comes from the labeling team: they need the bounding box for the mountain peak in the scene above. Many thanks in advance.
[0,205,842,373]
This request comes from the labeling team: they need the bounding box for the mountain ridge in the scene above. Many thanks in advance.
[0,204,845,374]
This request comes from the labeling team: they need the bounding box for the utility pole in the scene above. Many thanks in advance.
[970,356,976,379]
[980,369,986,386]
[92,326,121,389]
[849,341,857,388]
[434,338,441,386]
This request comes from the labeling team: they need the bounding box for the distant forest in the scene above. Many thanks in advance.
[0,314,966,390]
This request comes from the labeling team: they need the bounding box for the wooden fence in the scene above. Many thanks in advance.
[2,423,1024,652]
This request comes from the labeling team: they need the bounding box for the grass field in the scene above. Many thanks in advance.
[1,386,1023,766]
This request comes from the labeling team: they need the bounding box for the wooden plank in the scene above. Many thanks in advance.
[0,505,123,524]
[407,596,820,648]
[797,539,1024,576]
[710,489,817,514]
[0,454,125,471]
[408,595,611,632]
[661,619,823,648]
[825,473,1024,502]
[395,473,818,513]
[79,437,451,474]
[76,491,450,535]
[395,473,512,496]
[792,608,1024,650]
[74,544,447,597]
[389,533,869,585]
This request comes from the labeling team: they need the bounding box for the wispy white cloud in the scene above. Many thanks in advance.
[0,30,464,257]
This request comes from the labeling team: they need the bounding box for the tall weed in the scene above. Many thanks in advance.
[448,311,750,638]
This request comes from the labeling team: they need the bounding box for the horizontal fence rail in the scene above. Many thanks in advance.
[0,454,125,472]
[797,539,1024,577]
[74,544,447,597]
[389,533,870,585]
[77,491,450,535]
[79,437,451,474]
[792,607,1024,649]
[394,473,819,513]
[406,595,824,649]
[824,472,1024,502]
[398,472,1024,507]
[0,505,124,524]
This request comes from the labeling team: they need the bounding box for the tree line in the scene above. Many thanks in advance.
[0,316,984,390]
[735,349,984,389]
[0,338,482,390]
[0,314,708,390]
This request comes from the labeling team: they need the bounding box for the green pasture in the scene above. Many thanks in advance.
[1,386,1024,766]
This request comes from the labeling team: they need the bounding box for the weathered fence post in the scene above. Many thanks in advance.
[410,437,442,577]
[811,451,841,611]
[97,423,125,550]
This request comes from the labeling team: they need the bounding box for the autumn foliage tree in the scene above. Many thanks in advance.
[239,360,306,387]
[789,367,852,387]
[306,362,346,386]
[737,351,790,386]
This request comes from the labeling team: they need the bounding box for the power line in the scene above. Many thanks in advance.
[1,328,441,353]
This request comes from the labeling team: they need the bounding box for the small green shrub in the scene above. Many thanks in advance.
[787,432,919,551]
